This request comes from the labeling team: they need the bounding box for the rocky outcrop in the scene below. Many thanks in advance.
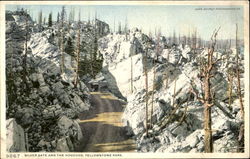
[6,118,26,152]
[99,29,244,153]
[6,11,90,152]
[56,116,83,151]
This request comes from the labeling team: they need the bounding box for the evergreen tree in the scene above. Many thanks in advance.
[38,10,43,32]
[113,17,116,33]
[57,12,60,23]
[89,34,98,77]
[187,29,191,46]
[173,29,176,45]
[61,6,66,23]
[124,17,128,40]
[48,12,52,27]
[69,10,73,25]
[118,21,122,34]
[79,40,89,76]
[43,17,46,25]
[92,35,98,62]
[192,28,197,51]
[38,10,42,26]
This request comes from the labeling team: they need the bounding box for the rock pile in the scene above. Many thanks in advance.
[99,29,244,153]
[6,11,90,152]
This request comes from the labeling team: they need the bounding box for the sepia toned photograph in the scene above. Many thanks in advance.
[0,1,249,158]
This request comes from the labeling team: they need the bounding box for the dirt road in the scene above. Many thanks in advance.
[76,92,136,152]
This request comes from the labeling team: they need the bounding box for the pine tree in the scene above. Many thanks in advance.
[118,21,122,34]
[92,35,98,62]
[198,35,202,49]
[178,33,181,45]
[43,17,46,25]
[38,11,43,31]
[148,30,152,39]
[57,12,60,23]
[48,12,52,27]
[187,29,191,46]
[68,9,73,25]
[90,31,99,77]
[113,17,116,33]
[124,17,128,40]
[79,40,88,76]
[38,10,42,26]
[173,29,176,45]
[193,28,197,52]
[72,7,75,22]
[183,35,187,46]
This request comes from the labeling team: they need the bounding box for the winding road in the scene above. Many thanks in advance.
[76,92,136,152]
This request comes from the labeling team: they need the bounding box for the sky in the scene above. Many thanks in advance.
[6,5,244,40]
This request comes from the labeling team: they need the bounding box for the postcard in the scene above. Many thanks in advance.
[0,1,249,158]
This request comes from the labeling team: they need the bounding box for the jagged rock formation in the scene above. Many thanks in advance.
[6,10,91,152]
[98,28,244,153]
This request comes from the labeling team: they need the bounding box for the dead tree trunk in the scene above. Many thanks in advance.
[74,25,81,88]
[61,28,65,74]
[130,56,133,93]
[150,58,156,128]
[144,47,149,137]
[235,23,244,152]
[172,79,176,106]
[57,24,61,51]
[165,51,170,88]
[60,7,66,74]
[203,74,213,153]
[235,24,244,119]
[227,73,233,110]
[150,31,160,127]
[203,27,220,153]
[193,27,220,153]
